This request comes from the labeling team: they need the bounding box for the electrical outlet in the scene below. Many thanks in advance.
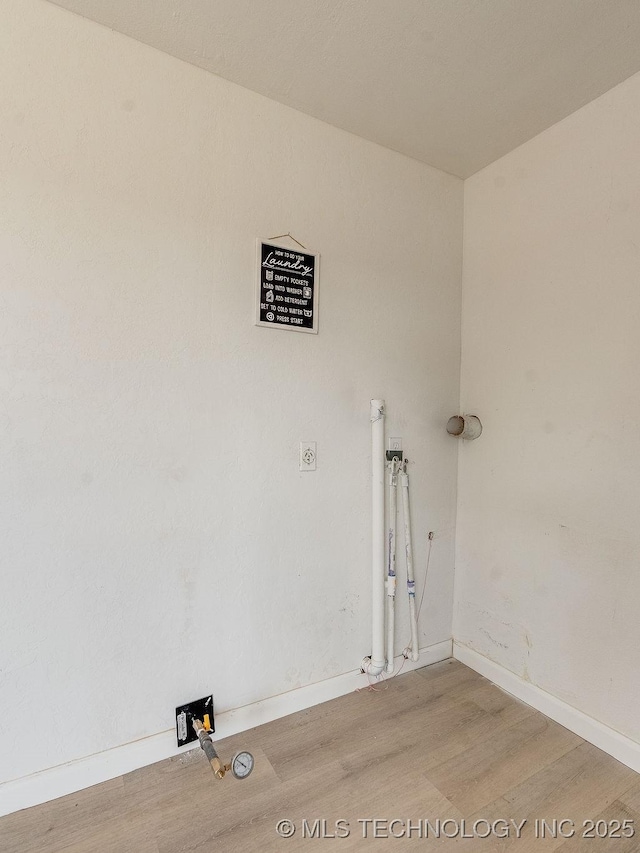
[386,436,403,462]
[299,441,317,471]
[175,695,214,747]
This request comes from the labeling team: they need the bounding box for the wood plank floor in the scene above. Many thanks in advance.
[2,660,639,851]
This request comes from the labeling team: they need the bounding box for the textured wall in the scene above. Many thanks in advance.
[0,0,462,784]
[457,69,640,743]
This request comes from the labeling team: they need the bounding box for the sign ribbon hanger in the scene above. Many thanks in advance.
[268,232,308,250]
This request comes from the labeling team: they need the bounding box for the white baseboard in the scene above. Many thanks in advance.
[0,639,452,818]
[454,642,640,775]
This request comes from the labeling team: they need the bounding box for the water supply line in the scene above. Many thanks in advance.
[369,399,386,676]
[385,456,401,673]
[400,461,420,662]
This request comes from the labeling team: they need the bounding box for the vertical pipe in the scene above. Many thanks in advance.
[400,466,420,662]
[369,400,386,676]
[386,460,398,672]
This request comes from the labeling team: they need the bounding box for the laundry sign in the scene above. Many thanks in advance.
[255,240,319,334]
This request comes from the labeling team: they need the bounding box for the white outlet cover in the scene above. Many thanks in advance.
[299,441,317,471]
[389,437,402,452]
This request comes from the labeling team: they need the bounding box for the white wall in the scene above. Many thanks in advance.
[457,70,640,743]
[0,0,462,786]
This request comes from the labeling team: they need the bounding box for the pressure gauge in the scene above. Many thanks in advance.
[231,751,254,780]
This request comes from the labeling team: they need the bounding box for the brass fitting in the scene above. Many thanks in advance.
[210,756,225,780]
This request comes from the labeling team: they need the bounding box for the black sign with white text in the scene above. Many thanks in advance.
[256,241,318,333]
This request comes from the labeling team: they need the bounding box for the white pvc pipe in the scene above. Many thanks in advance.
[400,466,420,662]
[385,460,399,673]
[446,414,482,441]
[369,400,386,676]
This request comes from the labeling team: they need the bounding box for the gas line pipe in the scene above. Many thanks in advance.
[192,719,255,781]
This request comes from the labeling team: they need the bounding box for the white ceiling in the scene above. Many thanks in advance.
[49,0,640,177]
